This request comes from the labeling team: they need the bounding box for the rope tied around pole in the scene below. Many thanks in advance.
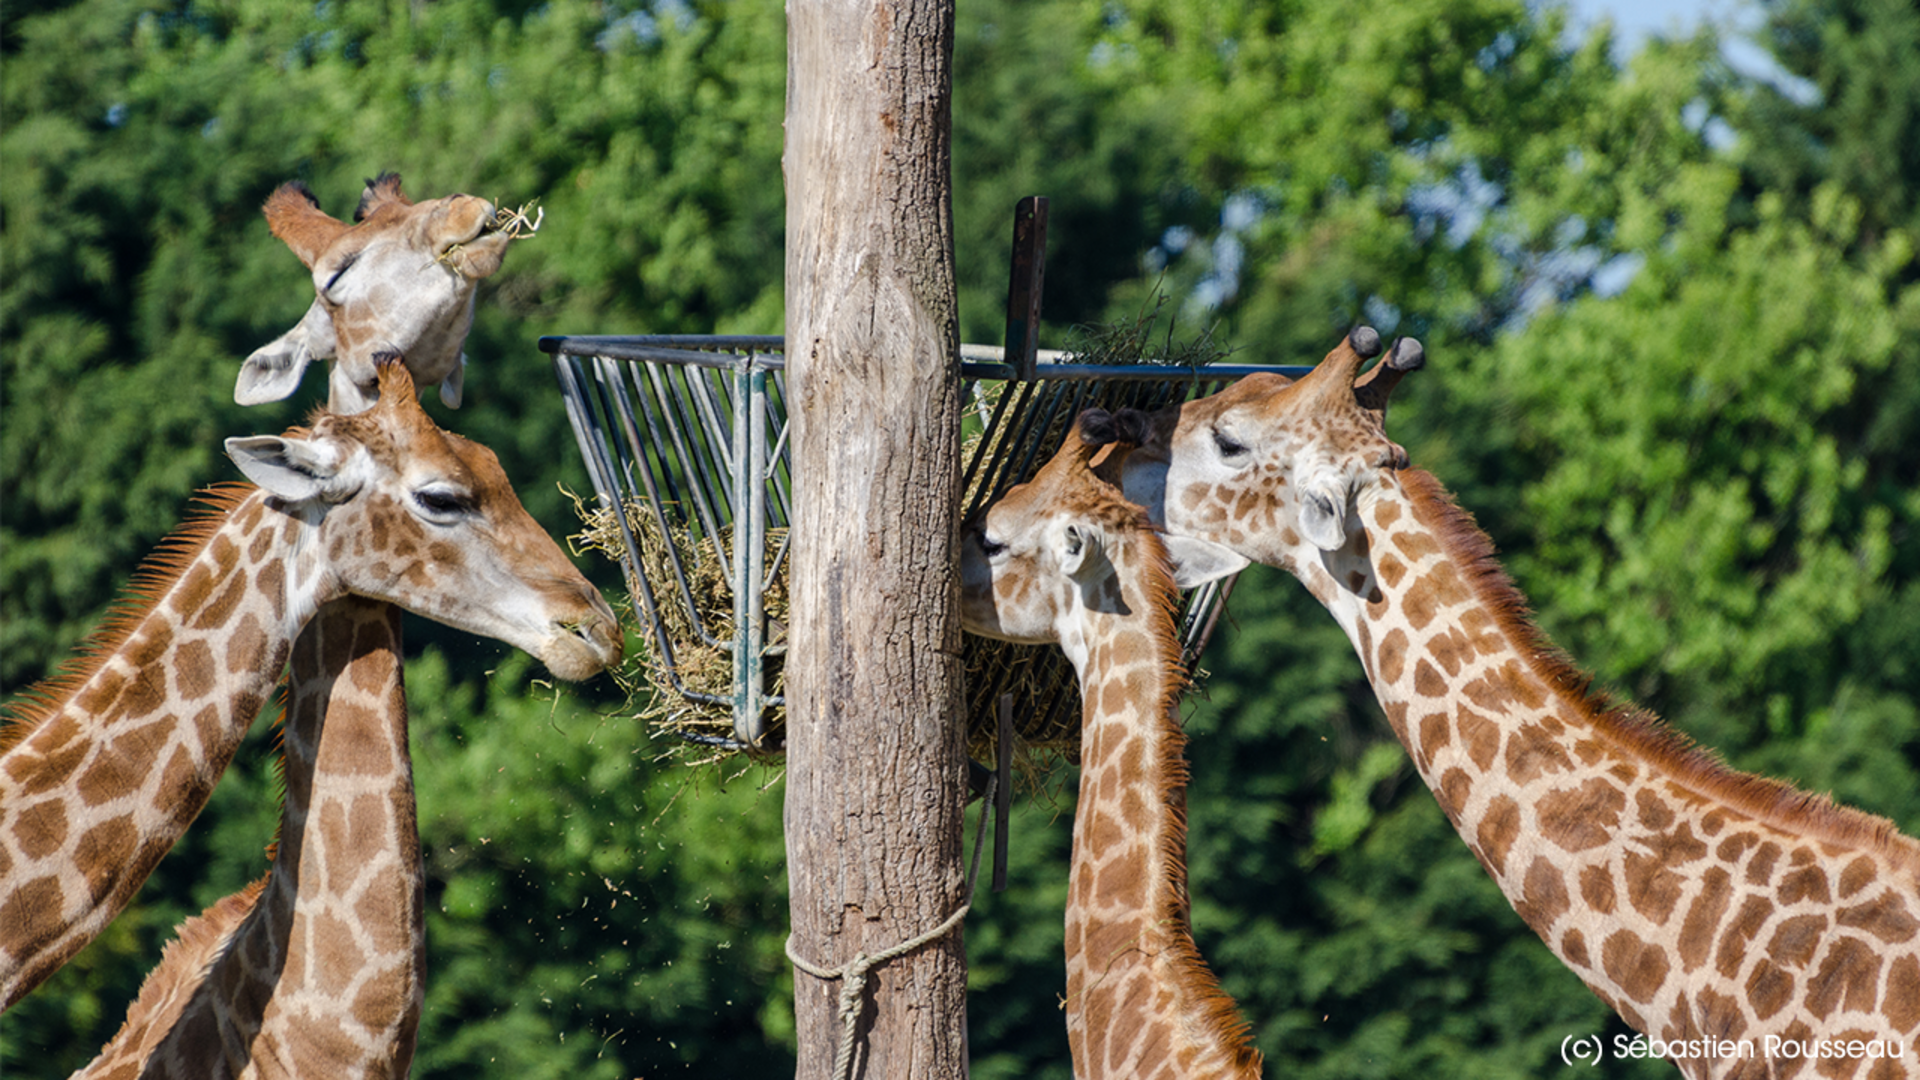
[785,773,997,1080]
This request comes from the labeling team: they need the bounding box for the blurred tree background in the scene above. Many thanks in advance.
[4,0,1916,1076]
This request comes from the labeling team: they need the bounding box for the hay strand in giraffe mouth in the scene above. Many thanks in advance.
[437,200,543,265]
[489,200,544,240]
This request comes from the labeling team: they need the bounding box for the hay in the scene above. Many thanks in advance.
[568,487,786,763]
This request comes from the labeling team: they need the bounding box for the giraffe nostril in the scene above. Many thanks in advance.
[568,611,624,664]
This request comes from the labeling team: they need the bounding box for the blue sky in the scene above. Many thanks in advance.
[1553,0,1816,101]
[1560,0,1740,51]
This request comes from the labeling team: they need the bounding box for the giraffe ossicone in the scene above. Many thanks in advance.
[1115,332,1920,1079]
[962,411,1258,1079]
[0,362,620,1010]
[236,172,520,412]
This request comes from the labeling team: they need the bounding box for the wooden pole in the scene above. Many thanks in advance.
[783,1,966,1077]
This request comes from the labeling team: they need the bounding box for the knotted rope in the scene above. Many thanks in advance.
[785,773,997,1080]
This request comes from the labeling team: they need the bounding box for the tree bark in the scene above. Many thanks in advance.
[783,1,966,1077]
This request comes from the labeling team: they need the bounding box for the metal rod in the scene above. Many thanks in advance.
[993,694,1013,893]
[617,360,729,650]
[644,361,735,593]
[568,357,718,701]
[1003,196,1048,382]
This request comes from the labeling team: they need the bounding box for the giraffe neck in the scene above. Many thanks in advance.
[1310,468,1920,1069]
[77,598,423,1077]
[1064,548,1261,1080]
[0,487,330,1009]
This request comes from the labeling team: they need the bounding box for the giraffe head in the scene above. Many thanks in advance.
[226,362,621,680]
[960,410,1246,664]
[1113,327,1423,583]
[237,173,520,413]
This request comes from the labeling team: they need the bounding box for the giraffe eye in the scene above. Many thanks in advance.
[1212,427,1250,459]
[979,536,1007,558]
[412,487,473,518]
[323,250,362,297]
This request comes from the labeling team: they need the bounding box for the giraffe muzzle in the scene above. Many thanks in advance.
[540,600,623,682]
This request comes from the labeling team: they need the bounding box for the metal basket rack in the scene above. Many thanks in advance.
[544,332,1310,756]
[544,195,1318,763]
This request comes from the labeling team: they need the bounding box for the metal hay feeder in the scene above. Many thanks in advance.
[545,333,1312,757]
[544,196,1313,761]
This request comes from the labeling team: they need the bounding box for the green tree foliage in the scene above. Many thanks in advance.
[7,0,1920,1077]
[1738,0,1920,253]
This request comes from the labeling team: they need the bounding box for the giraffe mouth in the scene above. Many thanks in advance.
[436,201,541,269]
[541,609,623,681]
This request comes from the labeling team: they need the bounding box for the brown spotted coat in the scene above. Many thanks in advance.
[1117,333,1920,1080]
[962,417,1261,1079]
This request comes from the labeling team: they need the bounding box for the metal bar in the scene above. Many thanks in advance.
[968,378,1059,520]
[985,361,1313,382]
[1184,572,1240,664]
[644,360,734,590]
[1003,196,1049,382]
[546,334,1309,381]
[680,363,739,539]
[762,368,795,529]
[541,334,786,362]
[550,353,619,505]
[960,377,1026,513]
[689,361,739,486]
[978,379,1074,514]
[993,693,1013,892]
[555,356,720,704]
[624,360,728,650]
[762,369,796,595]
[733,362,771,746]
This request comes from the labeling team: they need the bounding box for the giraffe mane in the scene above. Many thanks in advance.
[96,877,269,1051]
[1400,467,1920,878]
[1131,522,1265,1071]
[1,484,259,752]
[259,690,294,867]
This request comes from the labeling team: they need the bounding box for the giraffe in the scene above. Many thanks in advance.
[72,601,422,1079]
[960,410,1257,1079]
[236,171,518,413]
[1109,329,1920,1079]
[60,171,539,1073]
[0,362,621,1015]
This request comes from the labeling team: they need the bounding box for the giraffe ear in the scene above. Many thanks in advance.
[1301,484,1349,551]
[235,299,335,405]
[1116,451,1169,525]
[263,182,349,269]
[438,353,466,409]
[225,434,347,503]
[1060,523,1110,583]
[1164,535,1248,589]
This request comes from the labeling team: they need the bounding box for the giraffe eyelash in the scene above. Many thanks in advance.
[411,488,474,517]
[1211,428,1250,458]
[324,250,361,294]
